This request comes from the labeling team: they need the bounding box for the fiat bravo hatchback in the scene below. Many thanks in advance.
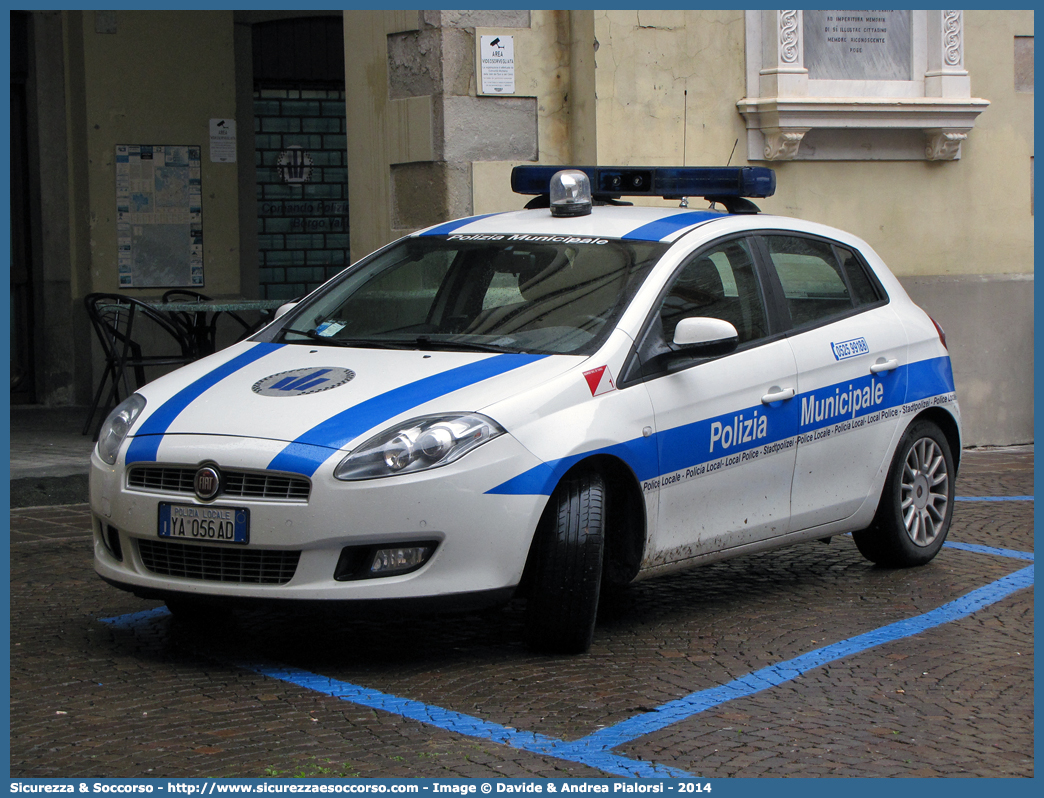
[91,166,960,653]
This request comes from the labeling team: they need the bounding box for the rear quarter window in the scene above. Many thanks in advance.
[836,246,883,307]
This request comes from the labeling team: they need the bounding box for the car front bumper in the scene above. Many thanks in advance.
[91,432,550,604]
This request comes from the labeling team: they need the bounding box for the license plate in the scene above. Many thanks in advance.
[158,503,249,545]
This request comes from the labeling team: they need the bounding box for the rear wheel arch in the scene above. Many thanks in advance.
[914,406,961,473]
[855,415,957,567]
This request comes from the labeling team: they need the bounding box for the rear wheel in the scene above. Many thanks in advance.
[854,420,955,567]
[524,472,605,655]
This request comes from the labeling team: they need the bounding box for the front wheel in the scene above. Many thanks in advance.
[854,420,955,567]
[524,472,605,655]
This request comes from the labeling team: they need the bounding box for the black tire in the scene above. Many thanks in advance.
[854,420,955,567]
[524,472,605,655]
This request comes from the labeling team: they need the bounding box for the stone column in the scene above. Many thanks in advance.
[345,10,535,263]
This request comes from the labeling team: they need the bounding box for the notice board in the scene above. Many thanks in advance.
[116,144,203,288]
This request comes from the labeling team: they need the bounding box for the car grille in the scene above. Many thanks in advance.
[137,539,301,585]
[127,466,311,502]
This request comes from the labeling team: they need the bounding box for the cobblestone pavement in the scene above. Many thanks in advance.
[9,448,1033,779]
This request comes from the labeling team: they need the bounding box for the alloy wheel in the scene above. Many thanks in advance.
[901,437,950,547]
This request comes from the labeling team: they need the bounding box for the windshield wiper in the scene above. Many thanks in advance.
[413,336,516,353]
[278,329,409,349]
[278,328,516,353]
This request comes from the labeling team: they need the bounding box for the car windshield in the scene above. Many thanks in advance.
[272,235,668,355]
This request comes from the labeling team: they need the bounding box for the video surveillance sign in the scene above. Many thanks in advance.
[480,35,515,94]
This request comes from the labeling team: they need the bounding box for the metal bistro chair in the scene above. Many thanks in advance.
[82,293,197,439]
[161,289,252,357]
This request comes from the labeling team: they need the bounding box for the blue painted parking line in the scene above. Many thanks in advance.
[943,541,1035,561]
[100,544,1034,778]
[97,609,688,776]
[238,662,692,779]
[569,564,1033,753]
[99,606,169,630]
[955,495,1033,501]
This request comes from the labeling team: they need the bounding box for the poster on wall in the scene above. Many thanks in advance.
[115,144,203,288]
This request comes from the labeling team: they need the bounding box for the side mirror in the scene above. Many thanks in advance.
[274,301,298,320]
[673,317,739,356]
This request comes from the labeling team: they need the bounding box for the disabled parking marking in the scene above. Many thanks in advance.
[101,544,1033,778]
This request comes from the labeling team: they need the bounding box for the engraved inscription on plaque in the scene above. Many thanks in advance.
[804,10,912,81]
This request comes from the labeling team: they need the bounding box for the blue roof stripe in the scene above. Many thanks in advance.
[124,343,285,465]
[417,214,500,237]
[620,211,723,241]
[266,353,548,477]
[417,209,724,243]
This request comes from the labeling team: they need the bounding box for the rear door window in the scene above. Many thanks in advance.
[760,235,880,329]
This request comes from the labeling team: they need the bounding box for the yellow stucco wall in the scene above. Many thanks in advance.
[596,10,1034,277]
[475,10,1032,280]
[343,10,433,264]
[80,10,241,295]
[594,10,749,170]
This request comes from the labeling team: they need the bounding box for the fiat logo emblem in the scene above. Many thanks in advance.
[194,465,221,501]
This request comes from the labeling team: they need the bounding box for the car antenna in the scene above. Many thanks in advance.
[708,138,740,212]
[726,137,738,167]
[680,90,689,208]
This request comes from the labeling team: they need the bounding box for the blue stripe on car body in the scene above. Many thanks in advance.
[488,436,661,498]
[620,211,724,241]
[903,353,956,402]
[124,343,285,465]
[488,356,955,496]
[417,214,500,237]
[266,353,549,477]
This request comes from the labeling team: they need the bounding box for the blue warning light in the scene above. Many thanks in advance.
[511,165,776,201]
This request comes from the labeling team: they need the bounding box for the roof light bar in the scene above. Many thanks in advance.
[511,165,776,202]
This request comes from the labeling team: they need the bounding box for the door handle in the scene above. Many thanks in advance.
[761,386,795,404]
[870,357,899,374]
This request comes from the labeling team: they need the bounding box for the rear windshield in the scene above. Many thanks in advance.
[269,236,668,355]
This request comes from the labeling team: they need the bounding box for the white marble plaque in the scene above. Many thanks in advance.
[804,10,912,81]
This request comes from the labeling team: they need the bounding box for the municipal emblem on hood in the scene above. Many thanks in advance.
[252,367,355,397]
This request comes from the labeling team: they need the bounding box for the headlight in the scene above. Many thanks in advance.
[334,413,504,481]
[96,394,147,466]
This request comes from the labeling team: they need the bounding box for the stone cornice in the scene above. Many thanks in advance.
[737,95,989,160]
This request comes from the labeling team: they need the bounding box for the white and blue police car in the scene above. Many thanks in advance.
[91,166,960,654]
